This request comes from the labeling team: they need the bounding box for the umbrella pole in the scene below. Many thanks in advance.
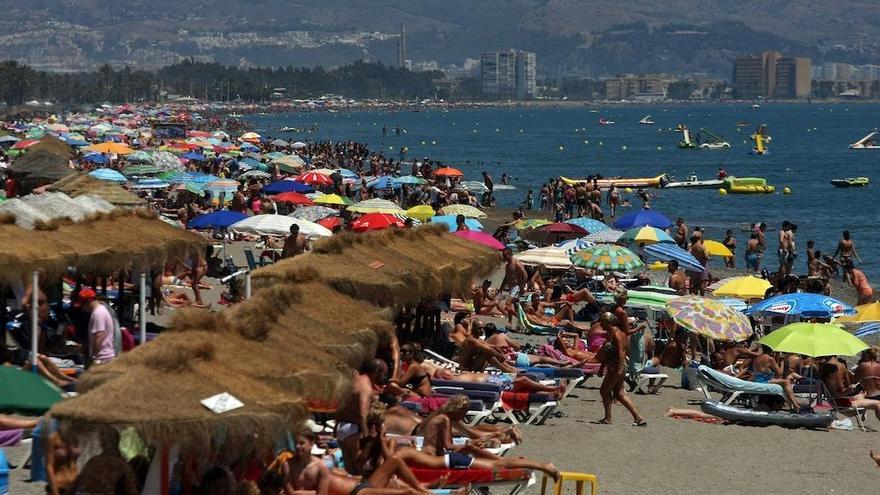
[245,273,252,299]
[30,270,38,373]
[139,272,147,346]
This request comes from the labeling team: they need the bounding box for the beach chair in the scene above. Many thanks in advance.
[515,303,558,335]
[696,365,786,406]
[243,249,270,270]
[519,366,586,400]
[632,367,669,395]
[815,381,867,431]
[410,467,534,495]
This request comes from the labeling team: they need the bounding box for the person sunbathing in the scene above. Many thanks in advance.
[746,347,803,411]
[553,331,599,362]
[523,294,591,334]
[380,395,521,445]
[393,395,560,482]
[821,362,880,421]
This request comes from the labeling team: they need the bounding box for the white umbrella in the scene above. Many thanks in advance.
[514,246,573,269]
[230,214,332,239]
[583,229,624,243]
[291,141,307,149]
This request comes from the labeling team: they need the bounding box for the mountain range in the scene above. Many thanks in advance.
[1,1,878,77]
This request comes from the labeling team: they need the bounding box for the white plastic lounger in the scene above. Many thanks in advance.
[696,365,784,405]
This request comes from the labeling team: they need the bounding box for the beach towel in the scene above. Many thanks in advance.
[0,429,22,447]
[410,396,448,413]
[501,392,530,411]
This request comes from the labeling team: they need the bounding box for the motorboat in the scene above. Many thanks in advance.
[639,115,655,125]
[663,174,725,189]
[696,128,731,149]
[735,121,750,127]
[849,131,880,150]
[831,177,870,187]
[280,126,298,132]
[598,117,615,125]
[560,174,667,189]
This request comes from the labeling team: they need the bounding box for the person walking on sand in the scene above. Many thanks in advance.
[595,312,646,426]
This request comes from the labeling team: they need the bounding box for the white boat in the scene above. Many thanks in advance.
[699,141,731,150]
[849,131,880,150]
[662,174,725,189]
[598,117,615,125]
[280,126,297,132]
[639,115,655,125]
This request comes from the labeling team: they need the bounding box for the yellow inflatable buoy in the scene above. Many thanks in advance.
[783,187,791,194]
[719,188,728,195]
[624,188,633,194]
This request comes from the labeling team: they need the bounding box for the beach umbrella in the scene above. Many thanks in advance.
[122,163,162,176]
[351,213,406,232]
[838,302,880,324]
[0,366,62,415]
[394,175,427,186]
[88,168,127,182]
[231,214,332,238]
[318,216,342,230]
[263,180,313,194]
[265,151,286,160]
[712,276,772,300]
[188,210,248,230]
[429,215,484,232]
[566,217,610,233]
[760,322,869,357]
[555,237,595,256]
[583,229,625,243]
[313,193,353,206]
[290,205,338,222]
[131,178,171,190]
[272,192,314,206]
[746,293,855,319]
[240,131,261,141]
[238,170,272,180]
[205,179,241,196]
[11,139,39,150]
[716,298,749,312]
[273,155,305,173]
[83,153,109,164]
[667,296,753,342]
[619,226,675,245]
[181,151,207,161]
[612,209,672,229]
[515,218,551,230]
[153,151,185,172]
[534,222,587,235]
[644,243,704,273]
[366,176,400,190]
[440,204,487,219]
[181,182,205,196]
[454,230,505,250]
[348,198,405,214]
[270,139,290,147]
[571,244,644,271]
[85,141,133,155]
[291,141,307,149]
[296,171,334,186]
[704,240,734,258]
[406,205,436,221]
[854,323,880,340]
[514,245,573,269]
[127,150,154,163]
[0,135,20,144]
[433,167,463,177]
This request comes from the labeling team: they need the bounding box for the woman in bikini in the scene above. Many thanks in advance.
[821,362,880,421]
[595,312,646,426]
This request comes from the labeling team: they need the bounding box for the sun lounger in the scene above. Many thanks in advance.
[499,392,558,425]
[696,365,785,405]
[409,467,533,495]
[518,366,587,400]
[387,434,514,457]
[633,366,669,395]
[515,303,558,335]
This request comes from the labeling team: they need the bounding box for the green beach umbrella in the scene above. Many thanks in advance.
[0,366,63,414]
[759,322,869,357]
[122,164,163,176]
[571,243,644,271]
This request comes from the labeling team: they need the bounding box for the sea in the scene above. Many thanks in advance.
[247,103,880,279]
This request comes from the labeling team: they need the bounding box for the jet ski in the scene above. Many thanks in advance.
[663,174,725,189]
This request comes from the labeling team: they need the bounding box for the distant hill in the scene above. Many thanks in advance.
[0,0,878,76]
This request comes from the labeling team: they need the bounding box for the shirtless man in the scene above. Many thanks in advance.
[675,218,688,250]
[395,395,559,481]
[748,347,802,411]
[471,280,506,316]
[337,359,387,474]
[500,248,528,294]
[777,221,795,277]
[667,260,687,295]
[282,224,310,259]
[834,230,862,283]
[744,233,761,272]
[688,236,708,295]
[595,312,646,426]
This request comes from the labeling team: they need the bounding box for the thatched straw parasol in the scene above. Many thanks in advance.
[50,173,146,207]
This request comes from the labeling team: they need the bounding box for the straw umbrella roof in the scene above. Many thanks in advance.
[49,173,146,207]
[0,209,206,282]
[50,224,500,455]
[7,149,77,194]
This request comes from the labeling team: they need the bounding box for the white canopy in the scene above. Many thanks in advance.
[513,246,573,269]
[230,214,332,239]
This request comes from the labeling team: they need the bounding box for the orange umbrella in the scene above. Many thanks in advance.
[434,167,463,177]
[85,142,133,155]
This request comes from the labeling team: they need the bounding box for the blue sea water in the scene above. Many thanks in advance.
[247,104,880,279]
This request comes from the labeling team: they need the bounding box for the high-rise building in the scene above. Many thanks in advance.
[397,22,406,68]
[733,51,811,99]
[481,49,536,100]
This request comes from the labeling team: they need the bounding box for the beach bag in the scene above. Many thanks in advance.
[681,361,700,390]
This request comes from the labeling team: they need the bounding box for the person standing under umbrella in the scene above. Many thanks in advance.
[281,224,309,259]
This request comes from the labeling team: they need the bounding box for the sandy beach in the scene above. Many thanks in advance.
[4,208,873,495]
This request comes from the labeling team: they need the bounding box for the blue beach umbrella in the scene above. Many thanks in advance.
[644,243,704,273]
[83,153,109,165]
[555,237,595,256]
[613,209,673,229]
[746,293,855,319]
[181,151,207,162]
[367,176,401,190]
[88,168,127,182]
[263,180,313,194]
[429,215,484,232]
[566,217,610,233]
[188,210,248,230]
